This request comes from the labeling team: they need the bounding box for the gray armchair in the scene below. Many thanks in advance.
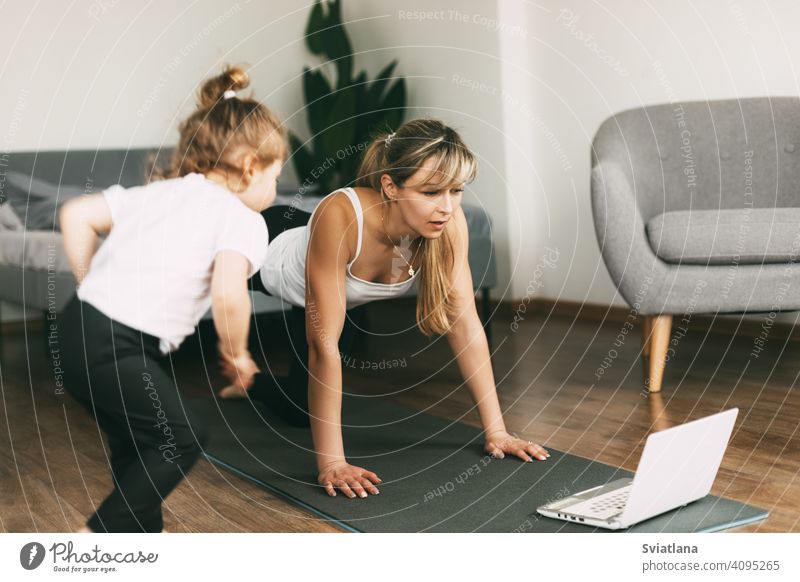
[591,97,800,392]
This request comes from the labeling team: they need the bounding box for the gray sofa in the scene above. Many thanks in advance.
[591,97,800,392]
[0,148,497,337]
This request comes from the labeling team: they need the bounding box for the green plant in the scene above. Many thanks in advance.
[290,0,406,195]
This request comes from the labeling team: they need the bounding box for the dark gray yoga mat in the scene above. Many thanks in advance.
[196,396,768,533]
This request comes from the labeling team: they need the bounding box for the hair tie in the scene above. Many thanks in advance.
[223,89,236,100]
[385,132,395,145]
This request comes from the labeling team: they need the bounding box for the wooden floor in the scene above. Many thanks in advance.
[1,300,798,533]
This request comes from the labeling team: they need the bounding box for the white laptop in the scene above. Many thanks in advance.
[537,408,738,530]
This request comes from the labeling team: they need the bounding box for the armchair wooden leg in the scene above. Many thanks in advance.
[643,314,672,393]
[641,315,652,358]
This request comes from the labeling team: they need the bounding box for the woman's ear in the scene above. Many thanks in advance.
[380,174,396,200]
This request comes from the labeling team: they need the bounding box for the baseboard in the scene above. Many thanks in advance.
[525,298,800,342]
[527,297,631,323]
[0,318,44,335]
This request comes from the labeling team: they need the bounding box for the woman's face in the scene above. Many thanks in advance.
[388,157,465,239]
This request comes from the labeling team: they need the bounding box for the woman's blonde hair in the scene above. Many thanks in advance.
[158,65,286,188]
[356,119,477,336]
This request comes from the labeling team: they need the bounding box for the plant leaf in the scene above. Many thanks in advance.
[366,60,398,104]
[304,1,326,56]
[326,0,353,85]
[322,91,357,156]
[381,77,406,131]
[303,66,333,139]
[294,0,408,192]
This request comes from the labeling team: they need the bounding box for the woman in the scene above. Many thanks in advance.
[222,119,549,499]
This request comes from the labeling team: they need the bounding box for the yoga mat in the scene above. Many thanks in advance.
[196,396,768,533]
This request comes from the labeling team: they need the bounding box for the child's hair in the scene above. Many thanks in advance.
[356,119,477,336]
[158,65,285,189]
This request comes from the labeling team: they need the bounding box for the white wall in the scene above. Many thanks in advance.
[5,0,800,323]
[517,0,800,311]
[1,0,310,321]
[1,0,519,322]
[338,0,800,310]
[0,0,312,151]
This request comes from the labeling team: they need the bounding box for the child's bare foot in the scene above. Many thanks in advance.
[218,384,248,399]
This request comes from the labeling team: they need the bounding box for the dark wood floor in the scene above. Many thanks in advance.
[1,300,798,532]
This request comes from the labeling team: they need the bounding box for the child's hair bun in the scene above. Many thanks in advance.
[157,64,285,184]
[198,64,251,109]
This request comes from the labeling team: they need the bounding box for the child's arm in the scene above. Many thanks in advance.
[59,193,113,284]
[211,250,259,390]
[444,207,549,462]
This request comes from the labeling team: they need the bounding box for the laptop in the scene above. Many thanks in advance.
[537,408,738,530]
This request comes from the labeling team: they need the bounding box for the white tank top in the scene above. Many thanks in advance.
[260,187,419,309]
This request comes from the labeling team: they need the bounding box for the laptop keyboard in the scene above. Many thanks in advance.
[570,487,630,520]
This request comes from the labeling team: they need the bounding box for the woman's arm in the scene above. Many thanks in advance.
[444,207,549,462]
[305,193,381,498]
[59,193,112,284]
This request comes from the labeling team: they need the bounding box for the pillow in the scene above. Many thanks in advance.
[0,200,24,231]
[3,171,89,231]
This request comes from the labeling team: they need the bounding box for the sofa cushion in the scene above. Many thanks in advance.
[646,208,800,265]
[0,201,24,231]
[3,171,88,230]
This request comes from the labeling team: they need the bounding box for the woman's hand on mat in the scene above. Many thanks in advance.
[219,349,260,390]
[484,431,550,462]
[318,461,381,499]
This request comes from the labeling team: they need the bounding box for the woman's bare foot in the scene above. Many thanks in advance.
[218,384,248,399]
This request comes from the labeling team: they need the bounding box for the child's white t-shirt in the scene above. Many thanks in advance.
[77,173,268,354]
